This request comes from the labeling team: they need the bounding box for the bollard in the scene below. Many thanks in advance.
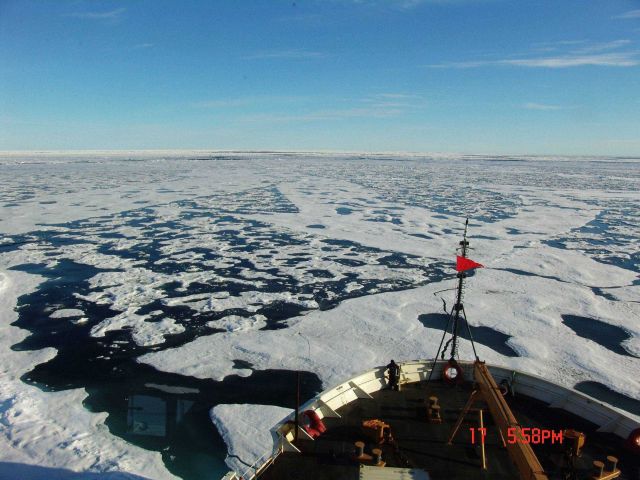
[593,460,605,478]
[372,448,382,465]
[355,441,365,458]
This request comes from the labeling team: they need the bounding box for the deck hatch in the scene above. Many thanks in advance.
[359,465,430,479]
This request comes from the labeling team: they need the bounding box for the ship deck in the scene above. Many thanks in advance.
[259,379,639,480]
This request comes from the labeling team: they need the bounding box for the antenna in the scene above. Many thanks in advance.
[425,218,481,389]
[449,218,475,361]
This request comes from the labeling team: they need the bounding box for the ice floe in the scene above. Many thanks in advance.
[210,404,291,475]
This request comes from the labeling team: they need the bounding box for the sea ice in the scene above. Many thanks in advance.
[1,152,638,479]
[209,404,292,475]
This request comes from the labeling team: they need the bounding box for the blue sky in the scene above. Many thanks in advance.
[1,0,639,155]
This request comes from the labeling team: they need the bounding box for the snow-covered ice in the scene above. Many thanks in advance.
[49,309,85,319]
[209,404,291,475]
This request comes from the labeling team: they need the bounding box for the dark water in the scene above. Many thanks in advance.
[543,207,640,273]
[9,259,323,479]
[332,166,523,223]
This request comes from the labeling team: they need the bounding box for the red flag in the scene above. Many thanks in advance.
[456,256,484,272]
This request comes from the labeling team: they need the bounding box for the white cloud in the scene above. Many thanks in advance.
[192,95,312,109]
[243,50,326,60]
[371,93,421,99]
[612,9,640,19]
[65,8,126,20]
[522,102,562,111]
[240,106,403,123]
[535,40,587,47]
[360,93,426,109]
[504,52,639,68]
[427,60,488,68]
[393,0,427,8]
[195,93,425,122]
[574,40,631,54]
[132,43,154,50]
[350,0,495,8]
[427,49,639,69]
[194,99,253,108]
[427,39,639,69]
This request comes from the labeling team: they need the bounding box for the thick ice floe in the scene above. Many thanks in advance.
[1,152,638,479]
[207,314,268,333]
[209,404,291,475]
[49,309,85,319]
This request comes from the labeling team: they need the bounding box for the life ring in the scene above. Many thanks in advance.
[625,428,640,453]
[442,360,464,384]
[301,409,326,438]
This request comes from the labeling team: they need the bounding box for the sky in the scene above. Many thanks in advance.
[1,0,639,155]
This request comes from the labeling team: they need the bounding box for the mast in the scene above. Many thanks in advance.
[426,218,481,389]
[450,218,469,361]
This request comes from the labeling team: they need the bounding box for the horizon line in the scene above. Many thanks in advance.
[1,148,638,159]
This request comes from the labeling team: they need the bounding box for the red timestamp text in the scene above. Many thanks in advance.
[468,427,563,445]
[507,427,563,444]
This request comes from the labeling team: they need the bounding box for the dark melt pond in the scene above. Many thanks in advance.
[561,314,638,358]
[335,207,353,215]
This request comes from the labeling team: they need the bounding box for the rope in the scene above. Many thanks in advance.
[425,304,455,390]
[461,305,480,361]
